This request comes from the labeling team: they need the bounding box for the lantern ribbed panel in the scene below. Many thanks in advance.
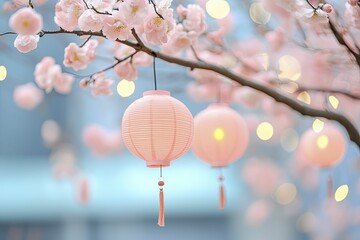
[122,90,194,167]
[192,104,249,167]
[299,124,346,168]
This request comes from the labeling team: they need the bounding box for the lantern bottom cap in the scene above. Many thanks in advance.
[146,160,170,168]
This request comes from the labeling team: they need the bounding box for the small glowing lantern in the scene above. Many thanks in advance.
[298,123,346,168]
[192,103,249,208]
[122,90,194,226]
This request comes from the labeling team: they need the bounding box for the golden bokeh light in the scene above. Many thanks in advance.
[312,119,324,133]
[249,2,271,25]
[329,95,339,109]
[316,135,329,149]
[296,212,316,233]
[256,122,274,141]
[297,91,311,104]
[275,183,297,205]
[280,128,299,152]
[206,0,230,19]
[213,128,225,141]
[278,55,301,81]
[335,185,349,202]
[117,79,135,97]
[0,65,7,81]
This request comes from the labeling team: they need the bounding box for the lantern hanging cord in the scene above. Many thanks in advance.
[153,56,158,90]
[160,165,163,178]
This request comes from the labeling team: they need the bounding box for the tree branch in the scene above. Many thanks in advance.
[4,28,360,148]
[297,86,360,100]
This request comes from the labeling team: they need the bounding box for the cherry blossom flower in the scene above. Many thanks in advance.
[13,83,44,110]
[83,124,122,155]
[345,2,360,29]
[90,72,114,96]
[161,24,196,54]
[54,0,85,31]
[78,9,104,32]
[102,11,132,41]
[265,28,285,52]
[79,78,89,89]
[114,61,138,81]
[144,0,175,45]
[63,40,98,71]
[34,56,74,94]
[118,0,149,26]
[177,4,206,35]
[299,6,329,24]
[9,7,43,35]
[13,35,39,53]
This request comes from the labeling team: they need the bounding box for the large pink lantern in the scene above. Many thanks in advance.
[192,103,249,209]
[298,123,346,168]
[122,90,194,226]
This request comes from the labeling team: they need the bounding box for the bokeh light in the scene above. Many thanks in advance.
[206,0,230,19]
[213,128,225,141]
[278,55,301,81]
[312,119,324,133]
[117,79,135,97]
[296,212,316,233]
[249,2,271,25]
[280,128,299,152]
[0,65,7,81]
[316,135,329,149]
[256,122,274,141]
[297,91,311,104]
[335,184,349,202]
[329,95,339,109]
[275,183,297,205]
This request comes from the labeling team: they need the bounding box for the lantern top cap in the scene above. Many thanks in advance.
[143,90,170,96]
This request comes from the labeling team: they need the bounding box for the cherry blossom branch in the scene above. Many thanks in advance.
[296,86,360,100]
[2,28,360,148]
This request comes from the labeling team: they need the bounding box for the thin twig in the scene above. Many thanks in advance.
[149,0,164,19]
[0,32,17,37]
[80,36,92,48]
[306,0,317,10]
[190,45,203,62]
[88,51,138,78]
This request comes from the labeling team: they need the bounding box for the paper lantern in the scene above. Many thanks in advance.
[122,90,194,226]
[299,123,346,168]
[192,103,249,208]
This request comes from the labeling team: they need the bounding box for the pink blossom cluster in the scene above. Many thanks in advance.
[13,82,44,110]
[3,0,47,12]
[83,124,123,156]
[345,1,360,29]
[63,39,98,71]
[9,8,43,53]
[161,4,206,54]
[34,57,74,94]
[80,72,114,96]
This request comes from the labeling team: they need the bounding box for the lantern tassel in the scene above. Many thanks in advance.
[158,189,165,227]
[327,175,333,199]
[158,177,165,227]
[219,175,226,209]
